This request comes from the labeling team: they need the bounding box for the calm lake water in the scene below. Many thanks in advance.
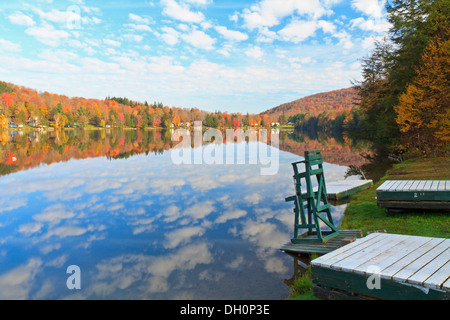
[0,129,373,300]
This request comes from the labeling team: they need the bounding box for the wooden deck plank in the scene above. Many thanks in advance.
[404,180,414,191]
[423,260,450,290]
[395,181,409,191]
[409,180,421,191]
[325,180,373,200]
[311,234,450,299]
[330,234,405,272]
[379,238,446,280]
[443,277,450,290]
[407,248,450,287]
[392,239,450,284]
[430,181,439,191]
[424,181,433,191]
[388,181,402,191]
[354,235,429,276]
[437,181,446,191]
[280,230,363,255]
[311,233,383,268]
[417,180,427,191]
[377,181,392,192]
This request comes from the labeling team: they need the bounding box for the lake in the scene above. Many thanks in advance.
[0,128,374,300]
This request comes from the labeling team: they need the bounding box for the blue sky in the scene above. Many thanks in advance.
[0,0,390,114]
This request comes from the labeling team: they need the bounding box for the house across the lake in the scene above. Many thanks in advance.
[27,116,39,128]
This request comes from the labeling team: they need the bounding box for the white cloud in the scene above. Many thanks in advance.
[351,0,386,19]
[160,26,180,45]
[241,0,329,30]
[0,258,42,299]
[124,24,152,32]
[18,222,44,236]
[161,0,205,23]
[215,209,247,223]
[123,34,144,42]
[245,46,264,59]
[34,204,75,225]
[0,39,22,53]
[215,26,248,42]
[181,29,215,50]
[278,20,319,43]
[44,226,87,239]
[183,201,215,220]
[129,13,152,25]
[350,17,390,33]
[317,19,336,33]
[277,19,338,43]
[183,0,212,5]
[8,12,36,26]
[163,226,205,248]
[103,39,121,47]
[25,24,70,47]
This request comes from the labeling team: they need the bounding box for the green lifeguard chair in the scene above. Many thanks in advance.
[285,150,339,244]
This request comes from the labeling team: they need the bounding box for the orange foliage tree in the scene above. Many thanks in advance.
[395,31,450,155]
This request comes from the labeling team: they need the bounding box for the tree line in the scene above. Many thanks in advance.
[353,0,448,156]
[0,82,277,131]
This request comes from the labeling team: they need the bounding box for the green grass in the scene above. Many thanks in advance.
[341,157,450,238]
[288,258,319,301]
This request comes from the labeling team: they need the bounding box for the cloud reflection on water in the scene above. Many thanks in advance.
[0,130,360,299]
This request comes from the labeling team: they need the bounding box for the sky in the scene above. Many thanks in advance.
[0,0,390,114]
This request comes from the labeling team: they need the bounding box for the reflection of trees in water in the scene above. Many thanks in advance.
[1,128,395,181]
[0,129,177,177]
[278,130,374,167]
[345,151,395,183]
[277,130,396,182]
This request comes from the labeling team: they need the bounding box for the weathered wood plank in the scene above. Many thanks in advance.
[422,260,450,290]
[312,265,449,300]
[280,230,363,255]
[407,248,450,287]
[443,277,450,290]
[354,235,428,276]
[417,180,427,191]
[395,181,409,191]
[379,237,446,280]
[311,234,450,299]
[392,239,450,284]
[388,181,402,191]
[377,181,393,191]
[330,234,405,272]
[409,180,421,191]
[311,233,383,268]
[424,180,433,191]
[404,180,414,191]
[430,181,439,191]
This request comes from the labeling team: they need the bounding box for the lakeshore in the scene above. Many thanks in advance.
[289,156,450,300]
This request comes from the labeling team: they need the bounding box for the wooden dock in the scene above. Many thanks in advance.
[280,230,363,255]
[288,180,373,203]
[327,180,373,201]
[311,233,450,300]
[377,180,450,212]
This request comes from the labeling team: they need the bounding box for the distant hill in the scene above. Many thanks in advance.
[261,87,358,120]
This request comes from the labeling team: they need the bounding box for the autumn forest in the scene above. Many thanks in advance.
[1,0,448,159]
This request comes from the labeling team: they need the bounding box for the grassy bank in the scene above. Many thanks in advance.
[288,156,450,300]
[341,157,450,238]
